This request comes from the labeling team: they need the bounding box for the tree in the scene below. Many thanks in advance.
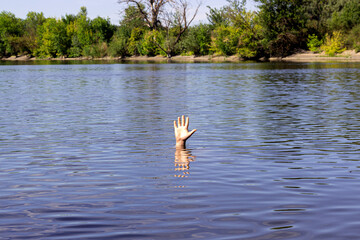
[118,0,200,58]
[327,0,360,32]
[66,7,93,57]
[23,12,45,55]
[206,6,229,29]
[0,11,24,56]
[206,0,263,58]
[255,0,307,57]
[181,23,212,55]
[118,0,172,30]
[35,18,68,57]
[158,0,201,57]
[120,4,147,29]
[91,17,115,43]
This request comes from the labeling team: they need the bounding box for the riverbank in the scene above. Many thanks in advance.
[272,50,360,62]
[1,55,248,63]
[3,50,360,62]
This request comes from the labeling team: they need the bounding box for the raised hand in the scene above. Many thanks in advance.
[174,115,197,149]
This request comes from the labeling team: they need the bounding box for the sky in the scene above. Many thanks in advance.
[2,0,258,25]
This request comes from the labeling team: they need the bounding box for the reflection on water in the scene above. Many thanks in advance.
[2,62,360,239]
[174,149,195,179]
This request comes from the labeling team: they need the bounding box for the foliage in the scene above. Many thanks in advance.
[327,0,360,32]
[35,18,68,58]
[128,27,144,56]
[23,12,45,55]
[307,34,323,52]
[91,17,115,43]
[237,28,260,58]
[5,1,360,59]
[88,41,108,58]
[321,31,346,56]
[0,11,24,56]
[120,5,146,30]
[108,26,130,57]
[210,25,240,56]
[235,10,263,58]
[255,0,307,57]
[140,30,164,56]
[181,24,212,56]
[206,6,229,28]
[346,24,360,52]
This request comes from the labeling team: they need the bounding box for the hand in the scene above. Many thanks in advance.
[174,115,197,149]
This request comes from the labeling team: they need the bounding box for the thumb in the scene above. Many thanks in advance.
[188,129,197,137]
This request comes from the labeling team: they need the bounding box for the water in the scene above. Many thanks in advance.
[1,61,360,239]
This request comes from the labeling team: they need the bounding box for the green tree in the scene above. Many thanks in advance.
[140,30,164,56]
[91,16,115,43]
[181,24,212,56]
[108,26,130,57]
[206,6,229,29]
[120,5,147,30]
[327,0,360,32]
[255,0,307,57]
[35,18,67,57]
[0,11,24,56]
[118,0,200,58]
[23,12,45,55]
[207,0,263,58]
[128,27,144,55]
[66,7,93,57]
[210,25,241,55]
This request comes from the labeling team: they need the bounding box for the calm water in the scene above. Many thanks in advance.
[1,61,360,239]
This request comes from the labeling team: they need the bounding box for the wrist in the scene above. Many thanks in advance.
[175,139,186,149]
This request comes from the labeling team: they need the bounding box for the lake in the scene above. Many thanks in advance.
[1,61,360,239]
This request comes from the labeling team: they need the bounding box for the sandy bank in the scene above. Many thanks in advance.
[274,50,360,62]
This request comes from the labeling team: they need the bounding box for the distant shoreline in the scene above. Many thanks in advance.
[3,50,360,63]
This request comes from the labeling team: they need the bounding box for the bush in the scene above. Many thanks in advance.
[237,28,262,59]
[346,24,360,52]
[88,41,107,58]
[307,34,322,52]
[181,24,212,56]
[108,26,130,57]
[210,25,240,56]
[321,31,346,56]
[140,30,164,56]
[128,27,144,56]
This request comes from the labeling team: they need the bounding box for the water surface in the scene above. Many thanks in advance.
[1,62,360,239]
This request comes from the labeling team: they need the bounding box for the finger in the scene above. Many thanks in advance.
[181,115,185,126]
[174,120,177,129]
[177,117,181,127]
[185,116,189,128]
[188,129,197,137]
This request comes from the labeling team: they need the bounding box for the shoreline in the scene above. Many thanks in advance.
[3,50,360,63]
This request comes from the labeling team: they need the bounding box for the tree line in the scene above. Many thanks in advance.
[1,0,360,59]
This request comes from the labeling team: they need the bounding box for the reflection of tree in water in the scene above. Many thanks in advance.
[174,149,195,178]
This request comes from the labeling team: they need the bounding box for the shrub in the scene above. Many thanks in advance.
[108,26,130,57]
[321,31,346,56]
[210,25,240,56]
[345,24,360,52]
[307,34,323,53]
[128,27,144,56]
[181,24,212,56]
[88,41,107,58]
[140,30,164,56]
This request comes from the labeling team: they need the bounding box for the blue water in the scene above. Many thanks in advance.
[1,62,360,239]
